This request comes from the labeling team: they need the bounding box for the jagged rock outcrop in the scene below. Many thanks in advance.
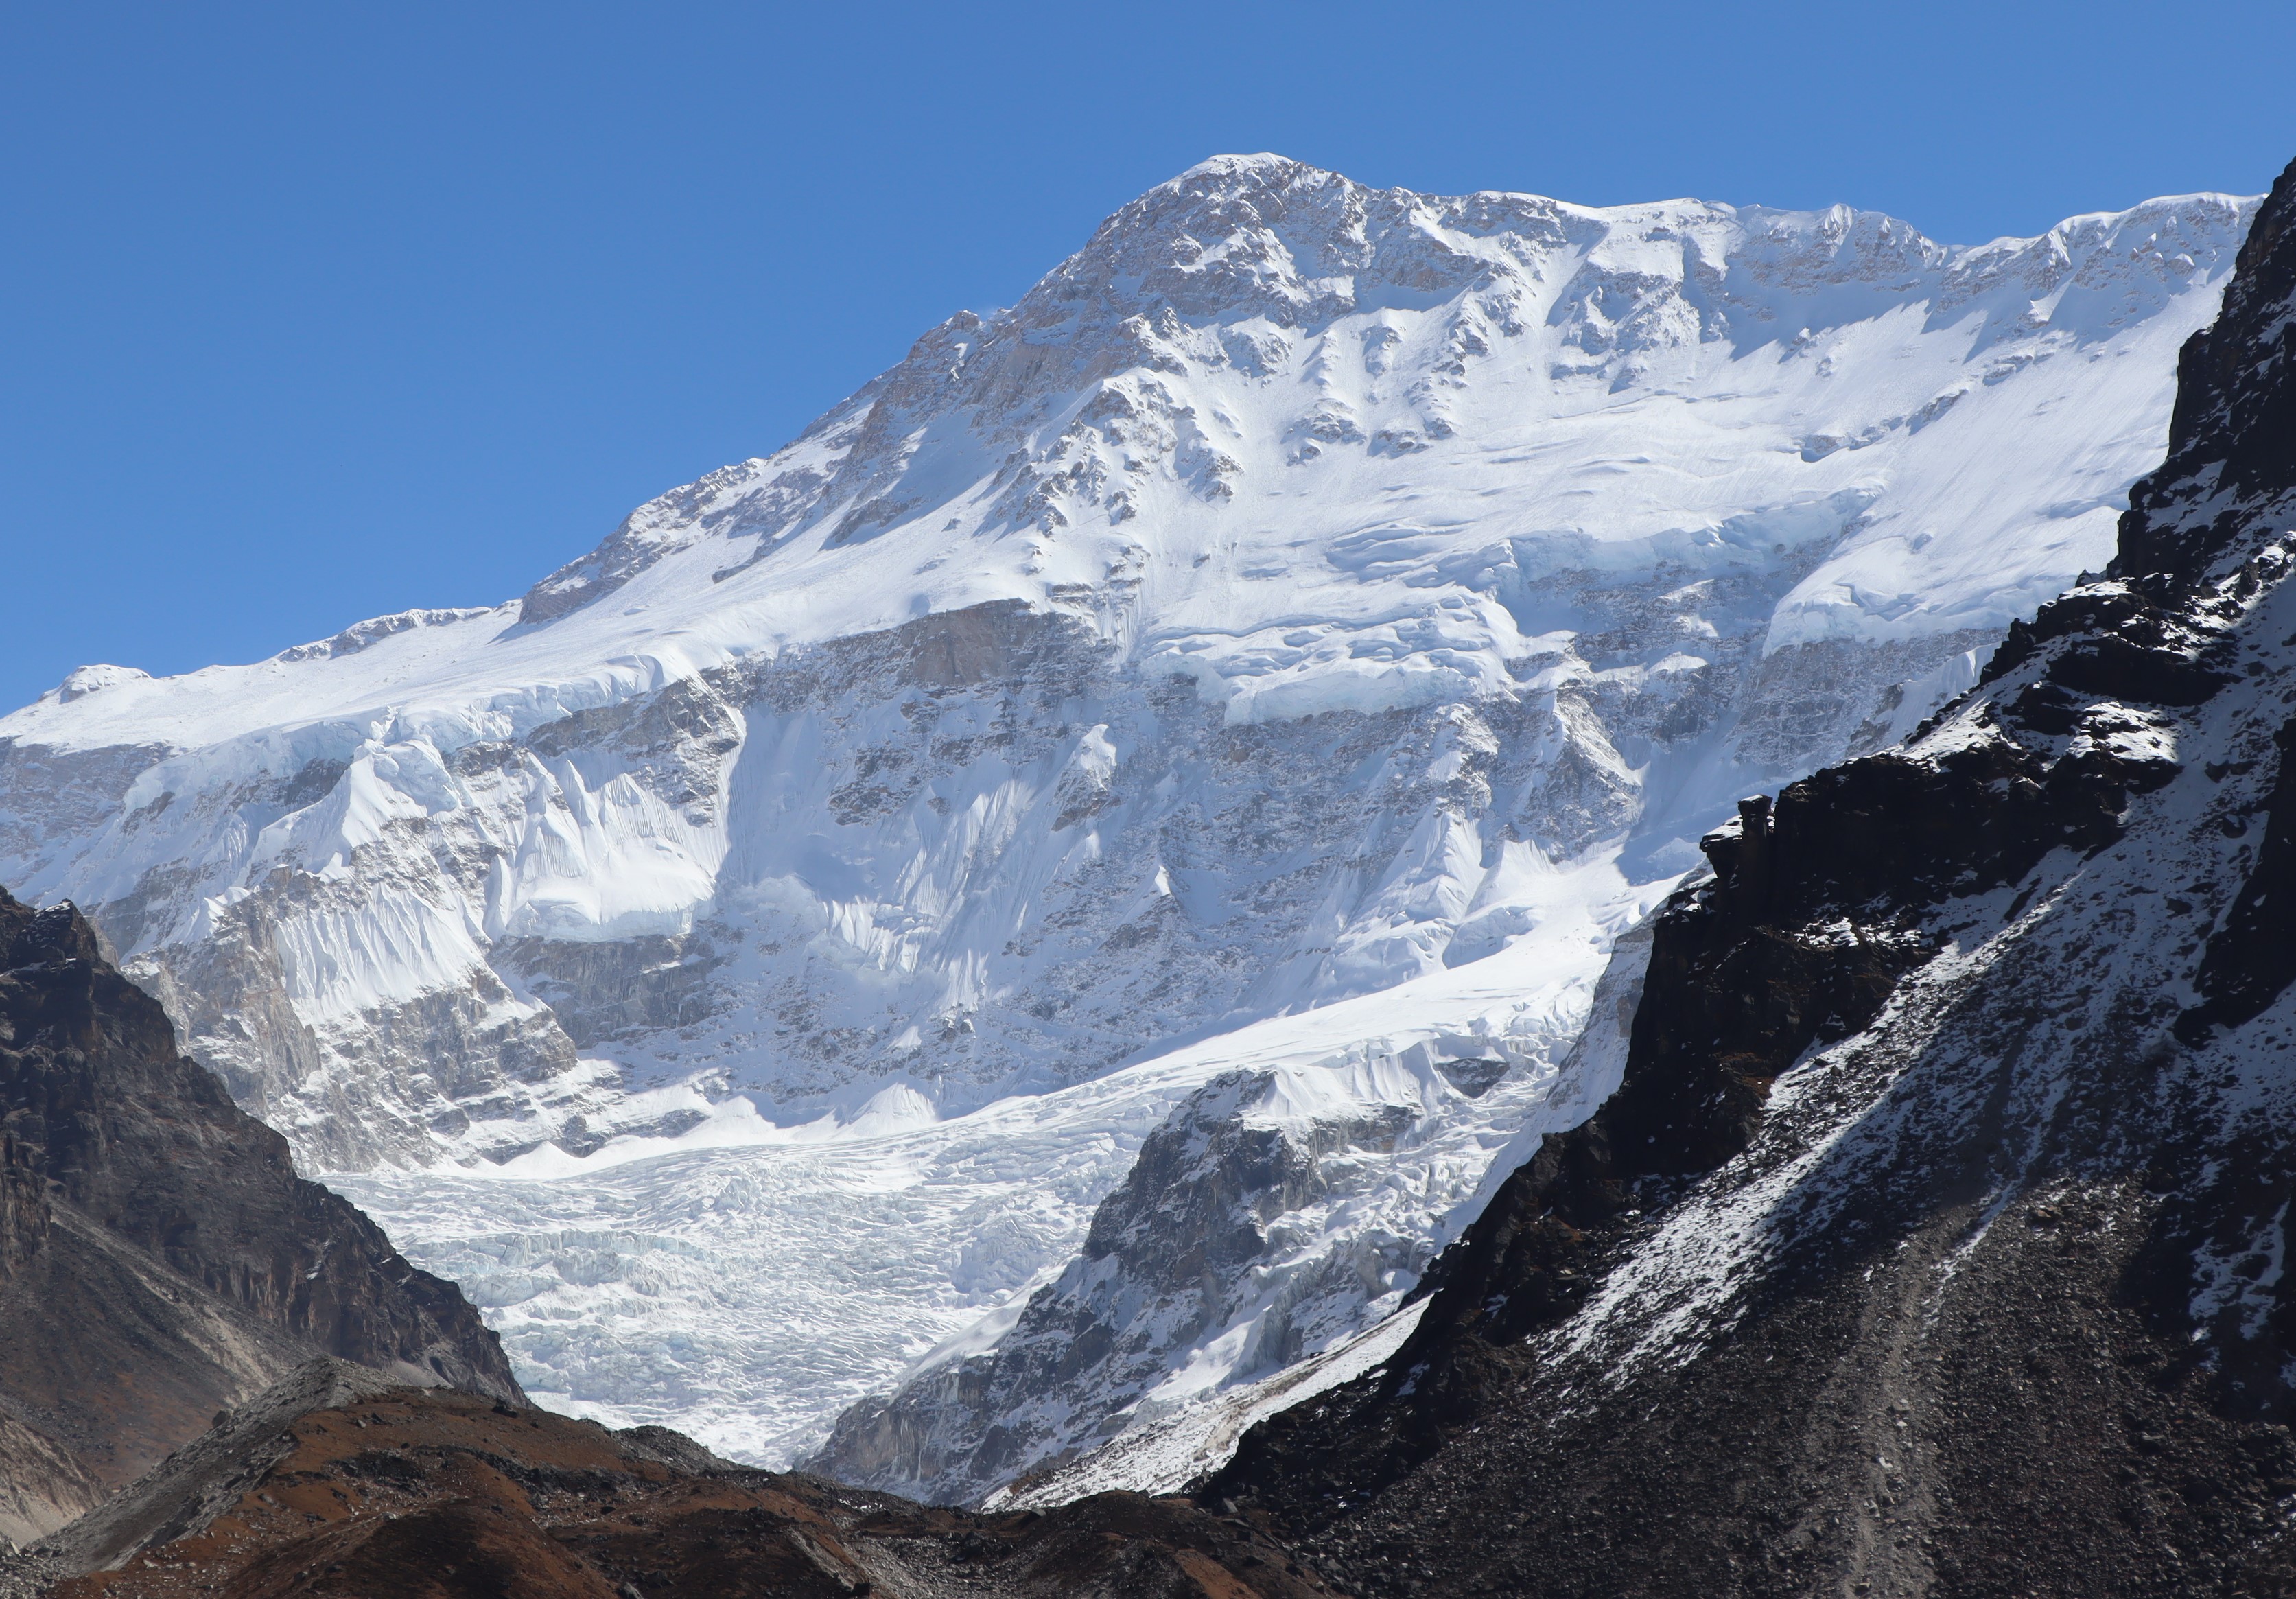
[811,1070,1428,1502]
[0,886,519,1541]
[1202,154,2296,1599]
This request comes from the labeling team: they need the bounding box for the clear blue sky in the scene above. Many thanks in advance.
[5,1,2291,714]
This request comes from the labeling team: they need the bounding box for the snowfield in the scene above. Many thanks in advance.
[0,155,2257,1485]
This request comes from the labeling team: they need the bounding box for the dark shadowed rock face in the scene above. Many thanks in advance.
[2181,712,2296,1042]
[2114,165,2296,595]
[1203,155,2296,1599]
[0,1134,43,1282]
[0,885,519,1534]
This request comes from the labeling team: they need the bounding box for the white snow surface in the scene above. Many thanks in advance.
[0,154,2258,1481]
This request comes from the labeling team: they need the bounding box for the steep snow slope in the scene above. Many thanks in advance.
[806,911,1654,1504]
[0,156,2256,1474]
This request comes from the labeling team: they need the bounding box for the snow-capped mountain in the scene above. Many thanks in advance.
[0,155,2256,1477]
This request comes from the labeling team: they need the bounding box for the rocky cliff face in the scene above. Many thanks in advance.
[1199,155,2296,1599]
[0,886,519,1541]
[0,1135,43,1283]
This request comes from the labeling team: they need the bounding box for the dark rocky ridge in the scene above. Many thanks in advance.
[1199,155,2296,1598]
[0,886,519,1540]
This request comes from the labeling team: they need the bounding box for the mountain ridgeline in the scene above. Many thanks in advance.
[0,156,2256,1469]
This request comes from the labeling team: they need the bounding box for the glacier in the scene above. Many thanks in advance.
[0,154,2258,1487]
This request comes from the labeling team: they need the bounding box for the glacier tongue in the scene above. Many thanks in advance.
[0,154,2260,1480]
[328,904,1635,1466]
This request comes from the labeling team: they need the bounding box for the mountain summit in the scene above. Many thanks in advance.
[0,158,2259,1475]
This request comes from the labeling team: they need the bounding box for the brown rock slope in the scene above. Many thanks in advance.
[0,887,519,1541]
[34,1373,1330,1599]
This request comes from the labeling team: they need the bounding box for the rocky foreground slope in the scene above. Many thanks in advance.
[0,887,517,1546]
[7,1366,1326,1599]
[1194,154,2296,1598]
